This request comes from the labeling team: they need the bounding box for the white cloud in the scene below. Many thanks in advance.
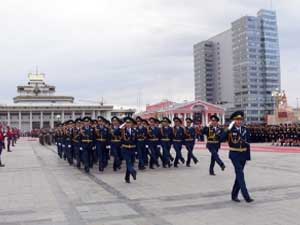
[0,0,298,108]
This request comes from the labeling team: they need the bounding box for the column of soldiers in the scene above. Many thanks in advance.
[51,111,258,203]
[248,124,300,146]
[53,116,200,183]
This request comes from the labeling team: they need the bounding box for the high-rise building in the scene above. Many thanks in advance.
[194,30,233,106]
[194,9,281,123]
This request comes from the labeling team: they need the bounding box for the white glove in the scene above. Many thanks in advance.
[79,147,83,151]
[228,121,235,130]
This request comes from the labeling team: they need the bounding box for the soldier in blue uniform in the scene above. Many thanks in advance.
[155,118,164,165]
[64,120,74,166]
[73,118,82,169]
[226,111,254,203]
[184,118,198,167]
[172,117,185,168]
[121,117,137,183]
[160,117,173,168]
[142,119,150,166]
[55,124,63,159]
[95,116,110,172]
[135,116,147,170]
[147,117,161,169]
[91,120,98,166]
[61,123,67,161]
[110,116,123,171]
[202,115,225,175]
[80,117,95,173]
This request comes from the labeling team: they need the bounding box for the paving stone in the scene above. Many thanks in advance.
[0,139,299,225]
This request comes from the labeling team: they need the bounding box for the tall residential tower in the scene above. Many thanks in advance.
[194,9,281,123]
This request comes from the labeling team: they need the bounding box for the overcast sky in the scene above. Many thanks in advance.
[0,0,299,109]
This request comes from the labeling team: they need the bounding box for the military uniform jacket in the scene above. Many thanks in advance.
[147,126,161,143]
[160,126,173,142]
[184,126,196,144]
[80,126,95,145]
[227,125,251,161]
[95,125,109,143]
[72,127,81,145]
[203,126,223,148]
[173,126,185,144]
[122,128,137,148]
[136,126,147,142]
[64,128,73,146]
[110,127,122,144]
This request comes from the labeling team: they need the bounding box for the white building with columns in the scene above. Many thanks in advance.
[0,72,135,131]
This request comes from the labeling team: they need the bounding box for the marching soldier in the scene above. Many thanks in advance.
[110,116,123,171]
[121,117,137,183]
[202,115,225,175]
[73,118,82,169]
[80,117,95,173]
[147,117,161,169]
[56,124,64,158]
[226,111,254,203]
[135,117,147,170]
[61,123,68,161]
[95,116,110,172]
[172,117,185,168]
[142,119,150,165]
[64,120,74,166]
[155,118,164,165]
[184,118,198,167]
[160,117,173,168]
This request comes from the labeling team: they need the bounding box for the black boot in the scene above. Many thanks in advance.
[132,171,137,180]
[221,164,226,171]
[125,172,130,183]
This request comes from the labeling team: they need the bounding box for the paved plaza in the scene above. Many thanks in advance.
[0,138,300,225]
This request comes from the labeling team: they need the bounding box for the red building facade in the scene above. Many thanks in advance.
[136,100,225,125]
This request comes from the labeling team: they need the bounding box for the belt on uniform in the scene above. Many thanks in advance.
[173,139,182,142]
[185,139,194,141]
[122,144,136,149]
[72,140,79,143]
[230,147,247,152]
[111,140,121,142]
[96,139,106,142]
[137,139,145,141]
[207,141,219,143]
[161,138,170,141]
[149,138,158,141]
[82,140,93,143]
